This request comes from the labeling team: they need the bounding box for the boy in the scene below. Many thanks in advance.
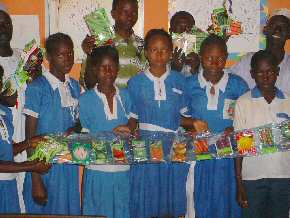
[170,11,200,76]
[231,8,290,93]
[81,0,145,88]
[234,50,290,218]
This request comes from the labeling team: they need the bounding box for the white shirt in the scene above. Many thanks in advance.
[231,53,290,93]
[234,87,290,180]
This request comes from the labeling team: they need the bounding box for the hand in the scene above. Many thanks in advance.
[29,135,47,149]
[185,52,200,73]
[32,175,48,205]
[113,125,131,138]
[224,126,234,136]
[29,160,51,174]
[171,47,185,72]
[81,35,96,55]
[63,127,75,137]
[237,182,249,208]
[192,119,209,133]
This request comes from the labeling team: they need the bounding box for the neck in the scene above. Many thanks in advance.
[115,25,133,39]
[50,68,65,82]
[97,83,115,96]
[260,87,276,104]
[203,71,224,85]
[0,43,13,57]
[149,65,167,78]
[266,43,285,64]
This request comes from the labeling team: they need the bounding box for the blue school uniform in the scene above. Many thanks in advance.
[0,105,20,213]
[79,86,131,218]
[22,72,81,215]
[128,69,191,218]
[186,70,249,218]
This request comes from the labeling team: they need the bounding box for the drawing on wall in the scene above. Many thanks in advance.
[46,0,144,62]
[169,0,268,60]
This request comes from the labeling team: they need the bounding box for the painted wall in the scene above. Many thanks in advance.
[2,0,290,78]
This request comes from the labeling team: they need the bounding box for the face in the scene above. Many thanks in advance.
[264,15,290,47]
[112,0,138,30]
[95,56,118,87]
[145,35,172,68]
[47,41,74,75]
[200,44,227,83]
[251,59,279,91]
[171,16,194,34]
[0,11,12,43]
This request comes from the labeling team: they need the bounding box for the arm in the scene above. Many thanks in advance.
[0,160,50,174]
[181,116,208,133]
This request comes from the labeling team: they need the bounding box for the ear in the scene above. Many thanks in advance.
[250,69,255,79]
[276,66,280,76]
[144,50,148,59]
[111,9,116,20]
[263,25,268,36]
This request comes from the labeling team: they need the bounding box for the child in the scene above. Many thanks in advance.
[79,45,132,218]
[170,11,200,77]
[82,0,145,88]
[23,33,81,215]
[186,34,249,218]
[234,50,290,218]
[0,65,50,214]
[128,29,206,218]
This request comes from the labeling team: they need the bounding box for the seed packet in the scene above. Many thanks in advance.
[111,139,127,163]
[84,8,115,46]
[150,140,164,161]
[275,121,290,150]
[193,138,213,160]
[92,140,109,164]
[191,26,208,53]
[215,134,233,157]
[72,142,91,165]
[257,127,277,154]
[235,130,257,156]
[132,139,147,162]
[172,141,187,162]
[172,33,196,55]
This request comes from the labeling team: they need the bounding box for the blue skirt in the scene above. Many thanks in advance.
[0,179,20,213]
[194,159,241,218]
[23,164,80,215]
[82,169,130,218]
[130,131,189,218]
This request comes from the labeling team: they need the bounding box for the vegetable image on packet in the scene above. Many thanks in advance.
[235,130,257,156]
[172,33,197,55]
[276,121,290,150]
[149,140,164,162]
[257,127,277,154]
[193,138,214,160]
[191,26,208,53]
[132,139,147,162]
[172,141,187,162]
[111,139,127,163]
[84,8,115,46]
[215,134,233,157]
[72,142,92,165]
[92,140,109,164]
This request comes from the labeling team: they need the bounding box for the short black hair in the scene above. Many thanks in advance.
[199,34,227,55]
[144,29,173,50]
[170,11,195,28]
[112,0,138,10]
[251,50,278,70]
[45,32,73,56]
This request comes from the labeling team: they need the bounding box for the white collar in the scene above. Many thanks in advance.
[144,65,170,82]
[43,70,71,90]
[198,68,229,93]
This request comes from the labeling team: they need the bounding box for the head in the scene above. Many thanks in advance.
[250,50,280,92]
[86,45,119,88]
[45,32,74,75]
[144,29,173,69]
[199,34,228,83]
[0,10,12,44]
[111,0,138,31]
[263,10,290,48]
[23,48,43,82]
[0,65,17,107]
[170,11,195,34]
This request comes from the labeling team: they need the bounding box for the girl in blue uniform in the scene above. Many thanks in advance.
[0,65,50,213]
[23,33,81,215]
[79,46,131,218]
[128,29,206,218]
[186,34,249,218]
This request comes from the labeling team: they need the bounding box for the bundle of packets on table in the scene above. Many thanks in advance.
[28,121,290,164]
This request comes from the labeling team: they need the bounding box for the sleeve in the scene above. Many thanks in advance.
[23,83,42,118]
[233,98,247,131]
[179,77,191,118]
[120,89,132,119]
[127,78,139,120]
[79,95,91,133]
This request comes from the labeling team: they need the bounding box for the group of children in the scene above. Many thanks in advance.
[0,0,290,218]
